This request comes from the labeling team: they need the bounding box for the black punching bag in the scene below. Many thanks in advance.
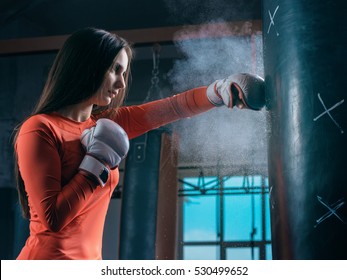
[263,0,347,259]
[119,129,178,260]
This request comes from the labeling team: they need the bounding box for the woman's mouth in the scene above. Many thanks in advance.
[108,90,117,98]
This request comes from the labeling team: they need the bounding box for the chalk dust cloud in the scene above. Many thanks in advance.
[162,0,267,170]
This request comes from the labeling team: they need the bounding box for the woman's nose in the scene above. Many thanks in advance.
[116,75,126,89]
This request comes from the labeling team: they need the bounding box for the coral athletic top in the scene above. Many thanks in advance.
[16,87,214,260]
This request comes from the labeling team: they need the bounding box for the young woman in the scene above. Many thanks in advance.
[14,27,264,259]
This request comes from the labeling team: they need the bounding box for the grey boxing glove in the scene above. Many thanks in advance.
[206,73,265,110]
[79,119,129,186]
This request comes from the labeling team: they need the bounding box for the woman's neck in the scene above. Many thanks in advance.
[56,103,93,122]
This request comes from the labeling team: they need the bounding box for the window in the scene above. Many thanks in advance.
[179,174,272,260]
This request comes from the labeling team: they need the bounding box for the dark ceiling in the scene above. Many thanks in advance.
[0,0,262,40]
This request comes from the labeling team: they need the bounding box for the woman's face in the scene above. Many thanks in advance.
[92,48,129,106]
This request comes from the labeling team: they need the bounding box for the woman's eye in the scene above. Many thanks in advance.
[115,65,125,73]
[112,64,126,77]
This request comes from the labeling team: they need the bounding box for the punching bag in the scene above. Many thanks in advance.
[263,0,347,259]
[119,129,178,259]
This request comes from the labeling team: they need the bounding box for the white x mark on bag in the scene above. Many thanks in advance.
[313,93,344,134]
[267,5,280,36]
[315,196,346,228]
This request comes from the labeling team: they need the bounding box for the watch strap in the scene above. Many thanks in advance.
[79,155,110,187]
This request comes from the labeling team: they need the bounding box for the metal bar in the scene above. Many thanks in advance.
[219,175,225,260]
[183,240,271,247]
[0,20,262,55]
[260,176,267,259]
[178,191,268,197]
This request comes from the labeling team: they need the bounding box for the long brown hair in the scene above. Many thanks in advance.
[14,27,133,218]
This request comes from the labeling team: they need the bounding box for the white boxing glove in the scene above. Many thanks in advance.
[79,119,129,186]
[206,73,265,110]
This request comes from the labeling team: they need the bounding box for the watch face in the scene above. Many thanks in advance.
[99,168,109,184]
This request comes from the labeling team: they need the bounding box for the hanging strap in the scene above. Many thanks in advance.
[144,43,162,102]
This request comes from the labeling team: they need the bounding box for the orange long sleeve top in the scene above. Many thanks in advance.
[16,87,214,260]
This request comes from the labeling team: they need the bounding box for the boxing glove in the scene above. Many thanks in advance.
[79,118,129,186]
[206,73,265,110]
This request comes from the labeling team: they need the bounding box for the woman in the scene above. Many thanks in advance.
[14,27,264,259]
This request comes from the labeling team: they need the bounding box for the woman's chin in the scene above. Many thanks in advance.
[96,98,112,107]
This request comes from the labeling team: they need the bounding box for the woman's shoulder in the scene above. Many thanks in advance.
[19,113,65,137]
[16,114,67,150]
[21,113,54,130]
